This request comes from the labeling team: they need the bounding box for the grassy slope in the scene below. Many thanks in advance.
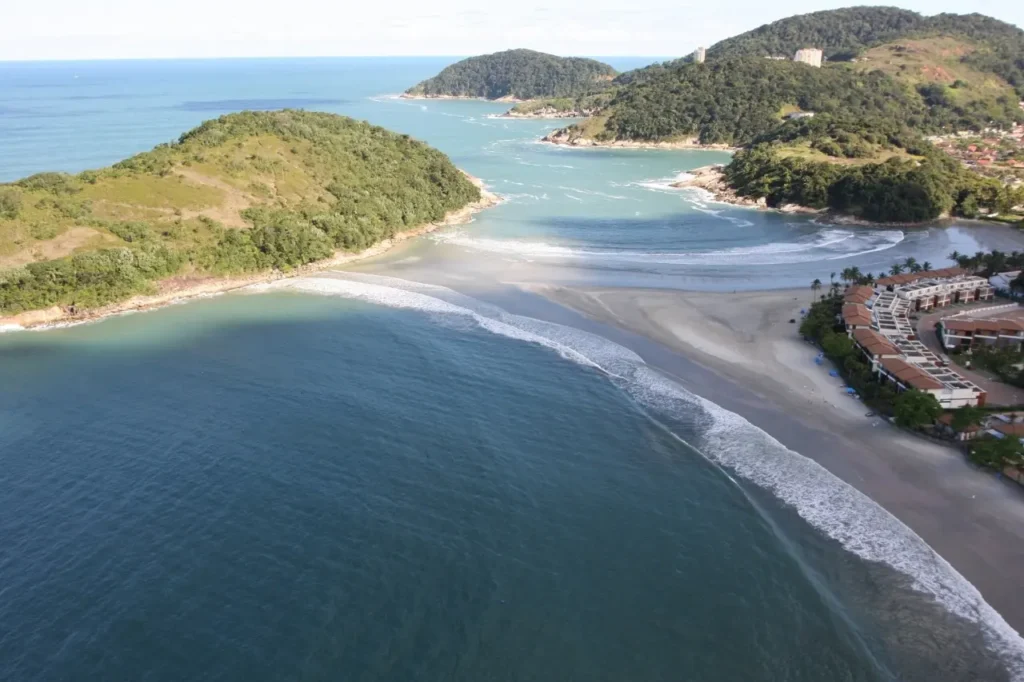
[1,134,329,268]
[0,110,480,314]
[847,36,1018,112]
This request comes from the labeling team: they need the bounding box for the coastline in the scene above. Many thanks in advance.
[523,283,1024,635]
[400,93,523,103]
[673,165,945,226]
[0,178,501,332]
[541,130,739,152]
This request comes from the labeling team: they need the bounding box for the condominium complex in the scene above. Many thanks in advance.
[840,269,994,407]
[793,48,823,67]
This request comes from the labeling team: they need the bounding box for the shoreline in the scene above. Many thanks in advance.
[673,165,945,227]
[0,178,501,332]
[400,93,523,103]
[523,283,1024,636]
[540,130,739,152]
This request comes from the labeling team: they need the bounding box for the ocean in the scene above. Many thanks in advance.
[3,57,1024,681]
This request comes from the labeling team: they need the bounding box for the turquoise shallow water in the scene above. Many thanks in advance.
[3,58,1024,681]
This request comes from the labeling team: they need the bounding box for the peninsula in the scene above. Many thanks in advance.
[404,49,616,101]
[535,7,1024,225]
[0,110,496,328]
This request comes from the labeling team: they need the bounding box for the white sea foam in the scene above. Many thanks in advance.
[432,228,905,266]
[0,323,25,334]
[253,271,1024,678]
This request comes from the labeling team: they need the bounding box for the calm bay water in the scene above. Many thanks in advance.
[3,58,1024,681]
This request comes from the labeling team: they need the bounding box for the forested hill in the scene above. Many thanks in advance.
[405,50,616,100]
[0,110,481,315]
[706,7,1024,96]
[549,57,949,147]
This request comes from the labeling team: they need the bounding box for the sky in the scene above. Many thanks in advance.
[3,0,1023,61]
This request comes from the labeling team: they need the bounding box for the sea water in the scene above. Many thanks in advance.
[3,58,1024,681]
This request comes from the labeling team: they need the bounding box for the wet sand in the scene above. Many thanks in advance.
[525,283,1024,632]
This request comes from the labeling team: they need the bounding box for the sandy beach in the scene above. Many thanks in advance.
[527,283,1024,632]
[0,179,500,331]
[541,129,739,152]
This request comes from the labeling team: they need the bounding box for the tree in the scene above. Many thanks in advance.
[1010,271,1024,298]
[950,405,984,432]
[893,389,942,428]
[903,257,919,273]
[889,263,906,276]
[948,250,961,265]
[921,261,932,271]
[811,278,822,301]
[970,437,1024,471]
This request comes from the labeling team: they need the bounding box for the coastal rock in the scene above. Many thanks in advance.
[541,129,738,151]
[670,165,766,208]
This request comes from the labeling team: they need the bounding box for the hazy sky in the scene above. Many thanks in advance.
[3,0,1023,61]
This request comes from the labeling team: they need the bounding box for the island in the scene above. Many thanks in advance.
[403,49,616,102]
[534,7,1024,224]
[0,110,497,328]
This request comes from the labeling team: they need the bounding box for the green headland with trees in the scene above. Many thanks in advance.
[0,110,481,316]
[404,50,617,100]
[528,7,1024,224]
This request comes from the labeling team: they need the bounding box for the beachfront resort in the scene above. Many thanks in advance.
[841,268,1016,408]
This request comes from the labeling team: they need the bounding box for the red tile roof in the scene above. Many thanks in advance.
[878,356,945,391]
[852,328,899,357]
[942,318,1024,334]
[842,303,872,327]
[876,267,967,287]
[843,285,875,304]
[936,413,981,432]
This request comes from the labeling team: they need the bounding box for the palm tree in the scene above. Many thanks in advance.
[830,282,841,298]
[829,272,836,284]
[811,278,822,302]
[848,266,863,283]
[921,261,932,271]
[889,263,905,276]
[839,268,852,284]
[903,257,919,273]
[948,250,961,265]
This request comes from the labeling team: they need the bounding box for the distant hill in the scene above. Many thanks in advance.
[706,7,1024,96]
[0,110,480,315]
[545,57,934,147]
[405,49,617,100]
[706,6,926,61]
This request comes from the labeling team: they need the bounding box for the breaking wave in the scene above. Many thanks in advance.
[432,228,905,265]
[252,271,1024,679]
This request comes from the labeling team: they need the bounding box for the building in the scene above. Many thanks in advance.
[794,48,823,67]
[693,47,706,64]
[842,303,872,332]
[990,270,1021,293]
[935,413,981,441]
[986,421,1024,443]
[938,318,1024,351]
[840,271,990,407]
[852,328,900,370]
[875,268,994,312]
[785,112,815,120]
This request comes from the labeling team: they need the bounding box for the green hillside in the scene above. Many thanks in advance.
[0,110,480,314]
[706,8,1024,96]
[405,50,616,100]
[547,58,934,146]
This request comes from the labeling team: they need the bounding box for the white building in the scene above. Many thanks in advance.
[794,48,823,67]
[990,270,1021,294]
[693,47,706,64]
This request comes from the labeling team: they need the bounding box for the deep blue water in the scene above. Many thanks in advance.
[2,57,1024,681]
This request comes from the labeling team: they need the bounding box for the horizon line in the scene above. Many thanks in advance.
[0,53,676,65]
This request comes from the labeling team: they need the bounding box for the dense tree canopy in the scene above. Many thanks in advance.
[0,111,480,314]
[705,6,1024,96]
[405,50,616,100]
